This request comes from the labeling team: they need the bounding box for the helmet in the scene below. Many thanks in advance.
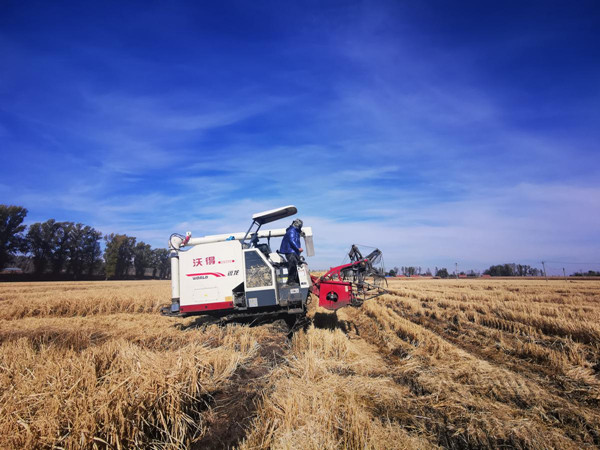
[292,219,303,229]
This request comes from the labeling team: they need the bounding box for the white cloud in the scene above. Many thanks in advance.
[2,3,598,278]
[84,91,287,132]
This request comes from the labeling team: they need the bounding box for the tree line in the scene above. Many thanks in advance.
[387,266,446,277]
[387,267,467,278]
[571,270,600,277]
[483,264,542,277]
[387,264,543,278]
[0,205,169,279]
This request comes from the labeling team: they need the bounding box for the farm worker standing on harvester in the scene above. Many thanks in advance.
[280,219,303,285]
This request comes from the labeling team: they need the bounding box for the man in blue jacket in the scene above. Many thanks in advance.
[280,219,303,284]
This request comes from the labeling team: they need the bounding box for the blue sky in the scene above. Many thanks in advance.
[1,1,599,273]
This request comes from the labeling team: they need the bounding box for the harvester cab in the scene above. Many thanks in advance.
[163,205,314,319]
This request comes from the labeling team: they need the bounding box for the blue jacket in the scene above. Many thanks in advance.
[280,226,301,255]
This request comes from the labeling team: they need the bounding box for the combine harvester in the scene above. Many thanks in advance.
[162,206,387,324]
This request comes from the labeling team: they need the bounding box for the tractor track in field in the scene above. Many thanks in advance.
[384,290,600,402]
[333,307,497,449]
[416,313,600,408]
[190,285,600,449]
[383,290,600,410]
[336,294,600,449]
[392,294,600,446]
[323,306,468,448]
[410,314,600,445]
[5,280,600,449]
[192,320,291,449]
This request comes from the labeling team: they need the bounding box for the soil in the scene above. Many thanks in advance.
[192,321,289,449]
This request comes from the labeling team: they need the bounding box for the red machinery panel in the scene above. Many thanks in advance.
[180,301,235,313]
[317,280,353,310]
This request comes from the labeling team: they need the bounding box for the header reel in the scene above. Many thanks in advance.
[311,244,388,310]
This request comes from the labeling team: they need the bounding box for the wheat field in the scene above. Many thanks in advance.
[1,279,599,449]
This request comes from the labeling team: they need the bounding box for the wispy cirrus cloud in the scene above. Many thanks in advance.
[1,1,599,274]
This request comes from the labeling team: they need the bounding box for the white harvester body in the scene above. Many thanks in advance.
[165,206,314,317]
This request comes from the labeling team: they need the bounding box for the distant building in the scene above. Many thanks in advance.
[0,267,23,274]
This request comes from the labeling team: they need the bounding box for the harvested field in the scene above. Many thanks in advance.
[1,279,599,448]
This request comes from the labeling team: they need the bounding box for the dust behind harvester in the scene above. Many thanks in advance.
[161,206,386,322]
